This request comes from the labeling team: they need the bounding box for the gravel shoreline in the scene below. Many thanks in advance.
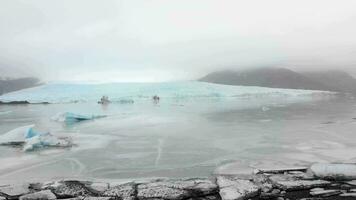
[2,163,356,200]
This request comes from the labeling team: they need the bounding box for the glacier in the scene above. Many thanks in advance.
[0,81,332,104]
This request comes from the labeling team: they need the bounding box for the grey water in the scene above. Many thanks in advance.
[1,94,356,183]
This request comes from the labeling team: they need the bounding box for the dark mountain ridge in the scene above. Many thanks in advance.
[199,68,356,93]
[0,77,41,95]
[302,70,356,93]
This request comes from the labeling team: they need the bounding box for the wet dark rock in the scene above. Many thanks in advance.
[0,184,30,198]
[273,179,330,191]
[255,167,308,175]
[340,193,356,197]
[19,190,56,200]
[60,198,84,200]
[186,195,221,200]
[85,183,109,194]
[261,188,271,193]
[137,179,217,200]
[259,192,280,199]
[310,189,341,197]
[340,184,352,190]
[29,183,44,192]
[137,186,187,200]
[345,180,356,186]
[181,179,218,196]
[44,181,95,198]
[271,189,280,194]
[288,171,314,180]
[5,163,356,200]
[269,174,330,191]
[102,182,136,200]
[217,176,259,200]
[298,198,323,200]
[252,175,273,192]
[83,197,114,200]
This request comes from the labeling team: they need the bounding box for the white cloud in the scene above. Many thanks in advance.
[1,0,356,81]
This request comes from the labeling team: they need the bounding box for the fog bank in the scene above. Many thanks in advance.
[1,0,356,81]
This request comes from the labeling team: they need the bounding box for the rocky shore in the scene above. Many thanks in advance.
[2,163,356,200]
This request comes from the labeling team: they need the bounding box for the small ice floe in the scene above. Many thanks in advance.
[309,163,356,180]
[0,125,72,151]
[261,106,270,112]
[51,112,106,123]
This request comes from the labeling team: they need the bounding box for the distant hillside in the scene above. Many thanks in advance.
[0,77,41,95]
[302,70,356,93]
[199,68,356,93]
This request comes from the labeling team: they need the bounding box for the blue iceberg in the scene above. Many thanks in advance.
[51,112,106,123]
[0,125,72,151]
[23,132,72,152]
[0,125,35,145]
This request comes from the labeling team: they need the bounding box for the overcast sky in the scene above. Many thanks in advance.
[1,0,356,82]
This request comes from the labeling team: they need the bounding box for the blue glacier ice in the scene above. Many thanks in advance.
[51,112,106,123]
[0,81,332,104]
[23,132,72,152]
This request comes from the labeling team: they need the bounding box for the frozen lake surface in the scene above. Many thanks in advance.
[0,81,355,183]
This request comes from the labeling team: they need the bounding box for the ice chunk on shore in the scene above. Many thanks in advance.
[0,125,35,145]
[310,163,356,180]
[51,112,106,123]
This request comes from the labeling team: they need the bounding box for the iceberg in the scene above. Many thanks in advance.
[51,112,106,123]
[0,125,72,151]
[0,124,35,145]
[23,133,72,152]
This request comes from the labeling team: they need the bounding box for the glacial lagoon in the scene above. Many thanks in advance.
[1,81,355,183]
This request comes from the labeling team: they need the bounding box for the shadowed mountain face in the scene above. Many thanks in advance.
[302,70,356,93]
[199,68,356,93]
[0,77,41,95]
